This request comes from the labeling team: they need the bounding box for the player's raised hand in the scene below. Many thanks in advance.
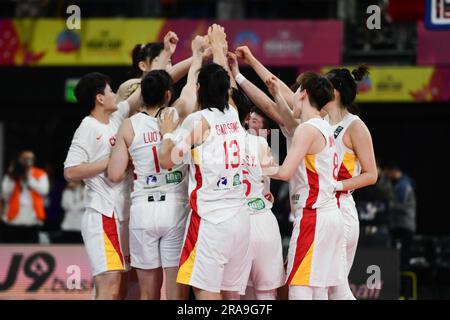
[265,75,280,97]
[226,52,240,77]
[202,46,213,61]
[163,31,179,55]
[208,24,227,47]
[191,35,207,56]
[235,46,254,64]
[157,107,180,135]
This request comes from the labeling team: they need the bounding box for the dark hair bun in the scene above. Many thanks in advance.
[351,64,369,82]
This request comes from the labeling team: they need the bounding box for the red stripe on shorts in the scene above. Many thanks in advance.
[102,213,124,265]
[287,208,317,284]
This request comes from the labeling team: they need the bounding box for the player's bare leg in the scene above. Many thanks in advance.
[118,270,129,299]
[222,291,240,300]
[193,287,222,300]
[242,286,256,300]
[136,267,164,300]
[94,272,124,300]
[164,267,189,300]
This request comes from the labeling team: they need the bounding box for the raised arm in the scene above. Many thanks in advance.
[171,35,207,121]
[236,46,295,109]
[167,57,193,84]
[227,52,284,125]
[208,24,237,91]
[124,82,143,115]
[337,120,378,191]
[107,119,133,183]
[152,31,178,71]
[265,76,300,136]
[115,79,141,104]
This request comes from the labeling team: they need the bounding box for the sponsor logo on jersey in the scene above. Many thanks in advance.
[233,173,241,186]
[165,170,182,184]
[334,126,344,139]
[146,175,158,186]
[109,136,117,146]
[247,198,266,211]
[217,177,228,188]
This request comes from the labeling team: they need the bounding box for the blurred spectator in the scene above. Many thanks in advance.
[354,160,394,248]
[56,181,84,243]
[384,161,417,266]
[1,150,49,243]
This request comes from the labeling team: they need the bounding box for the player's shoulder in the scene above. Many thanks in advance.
[72,116,104,142]
[184,110,204,123]
[120,78,141,88]
[347,116,369,135]
[75,116,97,135]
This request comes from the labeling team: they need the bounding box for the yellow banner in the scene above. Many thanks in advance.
[321,66,436,102]
[7,19,164,66]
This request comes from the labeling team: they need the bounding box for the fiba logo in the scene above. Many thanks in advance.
[66,5,81,30]
[217,177,228,188]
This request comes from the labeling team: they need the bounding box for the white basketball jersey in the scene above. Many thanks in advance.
[128,111,188,201]
[188,106,247,224]
[243,132,272,214]
[64,101,131,221]
[290,118,338,214]
[280,126,301,212]
[328,113,362,192]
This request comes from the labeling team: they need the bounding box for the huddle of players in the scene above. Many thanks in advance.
[64,24,377,300]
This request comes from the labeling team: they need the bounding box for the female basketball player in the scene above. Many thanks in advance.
[227,54,286,300]
[268,72,346,300]
[157,24,250,300]
[323,66,377,300]
[115,31,195,104]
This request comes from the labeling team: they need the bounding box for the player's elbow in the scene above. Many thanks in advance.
[107,169,124,183]
[64,168,77,183]
[368,171,378,186]
[278,172,290,181]
[271,169,290,181]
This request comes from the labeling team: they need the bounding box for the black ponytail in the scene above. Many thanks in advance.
[326,64,369,115]
[130,42,164,78]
